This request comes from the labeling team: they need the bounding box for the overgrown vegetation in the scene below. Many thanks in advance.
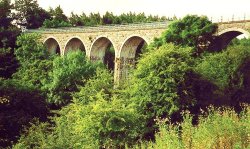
[0,2,250,147]
[133,106,250,149]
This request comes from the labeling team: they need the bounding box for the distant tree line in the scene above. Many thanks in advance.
[42,6,173,28]
[1,0,173,29]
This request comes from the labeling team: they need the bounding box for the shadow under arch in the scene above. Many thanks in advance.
[119,35,148,62]
[90,36,115,71]
[216,28,250,50]
[64,37,86,55]
[44,37,61,55]
[116,35,148,81]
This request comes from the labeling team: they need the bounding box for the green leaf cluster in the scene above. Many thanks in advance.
[134,106,250,149]
[124,44,195,136]
[44,51,99,105]
[15,33,49,63]
[196,44,250,89]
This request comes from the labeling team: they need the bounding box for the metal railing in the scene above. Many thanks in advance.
[25,21,171,33]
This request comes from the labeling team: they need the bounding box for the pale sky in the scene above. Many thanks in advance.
[36,0,250,22]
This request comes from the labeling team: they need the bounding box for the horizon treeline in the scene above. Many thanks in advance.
[4,0,174,29]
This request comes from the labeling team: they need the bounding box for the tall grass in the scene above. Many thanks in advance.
[132,105,250,149]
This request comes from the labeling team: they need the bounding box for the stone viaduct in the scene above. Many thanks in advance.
[26,20,250,82]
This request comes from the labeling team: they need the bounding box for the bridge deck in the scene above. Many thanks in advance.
[26,21,172,33]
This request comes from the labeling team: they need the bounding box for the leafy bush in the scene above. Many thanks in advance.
[0,79,48,148]
[13,120,51,149]
[163,15,217,47]
[150,15,217,55]
[124,44,195,138]
[0,48,19,78]
[43,19,72,28]
[13,59,53,90]
[13,33,53,90]
[73,68,114,104]
[15,33,49,64]
[196,44,250,89]
[14,69,145,148]
[133,106,250,149]
[44,51,99,105]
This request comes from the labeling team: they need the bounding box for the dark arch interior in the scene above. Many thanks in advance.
[104,44,115,71]
[90,37,115,71]
[65,38,85,54]
[217,31,245,50]
[44,38,60,55]
[120,36,148,66]
[135,40,147,64]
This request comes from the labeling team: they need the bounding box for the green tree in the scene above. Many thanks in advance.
[88,12,102,26]
[102,11,115,25]
[0,0,20,78]
[160,15,217,54]
[69,12,84,26]
[43,5,71,28]
[0,0,19,49]
[15,33,49,64]
[196,44,250,89]
[0,79,48,147]
[44,51,99,105]
[14,69,145,148]
[14,0,50,29]
[124,44,195,138]
[13,33,52,89]
[0,0,12,29]
[50,5,67,22]
[0,48,19,78]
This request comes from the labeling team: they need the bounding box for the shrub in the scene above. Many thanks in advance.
[150,15,217,55]
[0,79,48,148]
[196,44,250,89]
[43,19,72,28]
[44,51,99,105]
[133,106,250,149]
[14,68,145,148]
[15,33,49,64]
[124,43,195,138]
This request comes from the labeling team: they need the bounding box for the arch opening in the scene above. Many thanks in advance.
[120,36,148,66]
[44,38,60,55]
[116,36,148,81]
[64,38,85,55]
[90,37,115,71]
[217,29,250,50]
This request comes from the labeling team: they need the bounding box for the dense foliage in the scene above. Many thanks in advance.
[44,51,99,105]
[1,11,250,149]
[0,0,20,78]
[68,12,170,27]
[134,106,250,149]
[43,11,171,28]
[13,33,52,89]
[0,79,48,147]
[14,0,50,29]
[151,15,217,55]
[42,6,71,28]
[14,69,145,148]
[124,44,195,138]
[196,44,250,89]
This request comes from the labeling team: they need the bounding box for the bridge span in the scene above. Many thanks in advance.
[27,20,250,82]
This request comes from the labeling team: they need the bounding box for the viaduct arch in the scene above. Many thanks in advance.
[90,36,115,70]
[217,28,250,49]
[28,20,250,82]
[216,21,250,49]
[44,37,61,55]
[64,37,86,55]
